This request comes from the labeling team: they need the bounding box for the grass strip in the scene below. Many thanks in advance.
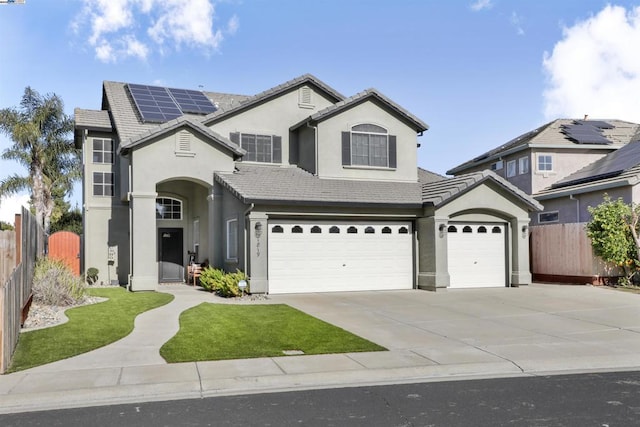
[9,287,174,372]
[160,303,386,363]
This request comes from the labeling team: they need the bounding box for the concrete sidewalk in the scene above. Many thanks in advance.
[1,284,640,414]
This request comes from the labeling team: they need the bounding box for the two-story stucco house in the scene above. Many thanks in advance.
[74,74,540,293]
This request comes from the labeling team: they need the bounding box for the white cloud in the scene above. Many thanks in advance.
[470,0,493,12]
[0,194,29,225]
[73,0,237,63]
[510,11,524,35]
[543,5,640,121]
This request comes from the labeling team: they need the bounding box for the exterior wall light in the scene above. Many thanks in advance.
[255,222,263,239]
[522,224,529,238]
[439,223,446,238]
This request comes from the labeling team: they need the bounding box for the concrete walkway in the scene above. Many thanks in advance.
[1,283,640,414]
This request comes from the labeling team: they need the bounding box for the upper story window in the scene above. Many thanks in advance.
[519,156,529,174]
[506,160,517,178]
[490,160,503,171]
[156,197,182,220]
[538,154,553,172]
[92,138,113,164]
[230,132,282,163]
[92,172,114,196]
[538,211,559,223]
[342,124,397,168]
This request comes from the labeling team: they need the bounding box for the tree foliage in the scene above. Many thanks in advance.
[587,195,640,284]
[0,87,79,234]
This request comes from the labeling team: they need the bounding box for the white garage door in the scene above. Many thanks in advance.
[268,220,413,294]
[447,223,507,288]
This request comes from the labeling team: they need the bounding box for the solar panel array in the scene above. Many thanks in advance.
[560,120,613,145]
[127,84,217,123]
[552,140,640,189]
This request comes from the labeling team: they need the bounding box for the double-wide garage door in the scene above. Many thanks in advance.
[447,223,507,288]
[268,220,413,294]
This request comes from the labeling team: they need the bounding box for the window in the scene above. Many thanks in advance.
[230,132,282,163]
[272,225,284,233]
[342,124,396,168]
[398,226,409,234]
[492,226,502,233]
[292,226,303,233]
[538,154,553,172]
[155,197,182,220]
[539,211,559,223]
[92,172,114,196]
[463,226,472,233]
[448,226,457,233]
[518,157,529,174]
[193,219,200,253]
[364,226,375,234]
[226,219,238,260]
[92,139,113,164]
[381,226,392,234]
[491,160,503,171]
[347,226,358,234]
[478,226,487,233]
[506,160,516,178]
[329,226,340,234]
[311,226,322,233]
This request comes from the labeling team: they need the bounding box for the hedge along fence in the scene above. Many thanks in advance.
[0,207,46,373]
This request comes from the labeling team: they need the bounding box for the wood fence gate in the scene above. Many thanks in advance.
[48,231,80,276]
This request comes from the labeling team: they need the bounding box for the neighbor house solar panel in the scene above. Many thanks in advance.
[552,141,640,188]
[561,122,612,145]
[573,120,614,129]
[167,88,217,114]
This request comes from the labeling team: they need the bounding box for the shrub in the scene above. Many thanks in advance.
[33,258,86,306]
[85,267,99,285]
[199,267,249,297]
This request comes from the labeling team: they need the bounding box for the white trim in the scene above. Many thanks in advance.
[518,156,529,174]
[538,211,559,223]
[506,160,517,178]
[226,218,238,261]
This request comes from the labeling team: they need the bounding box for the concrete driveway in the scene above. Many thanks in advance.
[272,283,640,374]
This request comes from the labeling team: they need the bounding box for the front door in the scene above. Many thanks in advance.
[158,228,184,282]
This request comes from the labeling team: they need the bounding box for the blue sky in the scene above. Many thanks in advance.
[2,0,640,222]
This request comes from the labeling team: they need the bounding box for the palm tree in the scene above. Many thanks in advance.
[0,87,79,234]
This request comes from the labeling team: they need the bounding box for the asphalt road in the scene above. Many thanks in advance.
[3,371,640,426]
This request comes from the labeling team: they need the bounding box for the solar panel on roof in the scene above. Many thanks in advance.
[573,120,614,129]
[127,83,218,123]
[167,87,217,115]
[552,141,640,189]
[561,123,612,145]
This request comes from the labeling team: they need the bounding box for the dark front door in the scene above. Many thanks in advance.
[158,228,184,282]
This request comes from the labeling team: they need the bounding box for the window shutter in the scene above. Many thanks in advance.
[230,132,240,145]
[388,135,397,168]
[342,131,351,166]
[272,136,282,163]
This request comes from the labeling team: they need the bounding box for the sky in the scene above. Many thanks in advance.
[2,0,640,223]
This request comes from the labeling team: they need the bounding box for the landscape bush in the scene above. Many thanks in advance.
[85,267,99,285]
[32,258,86,306]
[199,267,249,297]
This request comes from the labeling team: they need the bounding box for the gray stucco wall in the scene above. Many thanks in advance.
[297,125,316,174]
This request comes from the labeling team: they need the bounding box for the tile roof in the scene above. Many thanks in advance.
[202,74,345,125]
[291,88,429,133]
[421,170,542,210]
[215,164,424,207]
[447,119,640,175]
[74,108,112,131]
[118,116,245,156]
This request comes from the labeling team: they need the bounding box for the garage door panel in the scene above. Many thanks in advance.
[268,221,413,294]
[448,223,506,288]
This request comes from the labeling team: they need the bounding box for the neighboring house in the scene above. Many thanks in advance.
[74,74,540,293]
[448,118,640,283]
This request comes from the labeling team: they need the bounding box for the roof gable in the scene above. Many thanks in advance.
[202,74,345,126]
[291,88,428,133]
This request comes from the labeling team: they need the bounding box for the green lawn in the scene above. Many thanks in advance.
[160,303,386,362]
[9,287,174,372]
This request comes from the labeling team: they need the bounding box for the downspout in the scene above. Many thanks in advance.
[569,194,580,222]
[306,121,318,175]
[127,160,133,290]
[243,203,254,274]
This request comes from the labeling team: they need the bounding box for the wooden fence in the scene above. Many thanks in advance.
[49,231,80,276]
[0,230,16,286]
[530,223,613,283]
[0,207,46,373]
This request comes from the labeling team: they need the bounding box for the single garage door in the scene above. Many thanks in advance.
[447,223,507,288]
[268,220,413,294]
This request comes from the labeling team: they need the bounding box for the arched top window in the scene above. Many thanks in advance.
[271,225,283,233]
[398,226,409,234]
[156,197,182,220]
[365,226,375,234]
[381,226,392,234]
[492,226,502,234]
[463,226,473,233]
[329,226,340,234]
[350,123,389,167]
[448,226,457,233]
[352,123,387,133]
[292,225,303,233]
[311,226,322,234]
[477,226,487,233]
[347,226,358,234]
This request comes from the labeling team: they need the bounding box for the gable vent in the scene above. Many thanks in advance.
[299,86,313,108]
[175,130,195,157]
